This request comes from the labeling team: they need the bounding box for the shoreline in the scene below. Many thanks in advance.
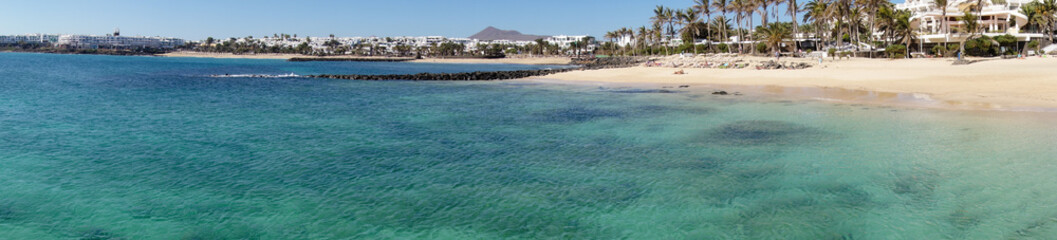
[529,56,1057,111]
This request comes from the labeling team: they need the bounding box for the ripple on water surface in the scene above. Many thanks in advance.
[2,53,1057,239]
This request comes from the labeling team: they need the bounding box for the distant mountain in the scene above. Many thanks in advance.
[468,27,550,41]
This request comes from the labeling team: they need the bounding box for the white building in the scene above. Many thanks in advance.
[615,34,636,46]
[545,35,592,49]
[208,33,597,55]
[57,35,185,49]
[897,0,1045,43]
[0,34,59,44]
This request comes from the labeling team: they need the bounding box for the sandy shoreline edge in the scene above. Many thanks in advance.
[532,56,1057,111]
[155,51,1057,111]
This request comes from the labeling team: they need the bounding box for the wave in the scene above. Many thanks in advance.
[209,73,302,78]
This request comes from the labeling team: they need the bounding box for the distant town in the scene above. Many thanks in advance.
[0,27,599,57]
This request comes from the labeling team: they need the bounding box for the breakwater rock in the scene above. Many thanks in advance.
[310,56,647,81]
[573,56,648,69]
[756,60,813,70]
[311,69,571,81]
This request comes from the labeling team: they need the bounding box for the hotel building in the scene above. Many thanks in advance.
[57,35,185,49]
[0,34,60,44]
[897,0,1046,43]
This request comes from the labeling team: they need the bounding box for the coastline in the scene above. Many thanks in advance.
[530,56,1057,111]
[156,51,335,60]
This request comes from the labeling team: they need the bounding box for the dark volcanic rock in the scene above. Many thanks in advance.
[311,69,567,81]
[309,56,647,81]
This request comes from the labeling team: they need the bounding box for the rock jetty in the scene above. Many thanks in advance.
[309,56,646,81]
[312,69,570,81]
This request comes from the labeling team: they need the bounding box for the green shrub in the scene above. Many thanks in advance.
[994,34,1017,55]
[717,43,729,53]
[963,36,999,57]
[827,48,837,59]
[931,45,947,57]
[886,44,907,59]
[1027,40,1040,54]
[756,42,769,54]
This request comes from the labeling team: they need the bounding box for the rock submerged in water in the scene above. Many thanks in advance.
[699,120,824,146]
[712,91,728,95]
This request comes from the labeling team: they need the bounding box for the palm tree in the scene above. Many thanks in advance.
[712,0,731,52]
[651,6,668,33]
[731,0,746,53]
[638,26,650,55]
[933,0,949,48]
[772,0,786,23]
[894,9,915,58]
[958,10,980,59]
[788,0,801,52]
[1042,0,1057,41]
[746,0,760,54]
[653,24,665,54]
[862,0,886,57]
[830,0,847,51]
[582,36,596,56]
[712,16,733,45]
[876,5,898,46]
[740,0,757,54]
[534,38,546,55]
[622,27,634,55]
[804,0,829,51]
[678,8,704,54]
[1021,2,1039,33]
[758,0,771,26]
[848,4,863,56]
[651,6,673,55]
[694,0,713,52]
[757,22,792,59]
[604,31,617,55]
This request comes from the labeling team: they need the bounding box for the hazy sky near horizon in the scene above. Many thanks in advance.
[1,0,903,40]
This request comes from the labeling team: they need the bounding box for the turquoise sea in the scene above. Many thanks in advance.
[1,52,1056,239]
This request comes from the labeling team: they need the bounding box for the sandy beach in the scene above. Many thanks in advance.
[533,56,1057,111]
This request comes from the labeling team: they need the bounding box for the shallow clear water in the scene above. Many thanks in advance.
[1,52,1056,239]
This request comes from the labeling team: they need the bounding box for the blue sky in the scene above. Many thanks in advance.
[0,0,902,40]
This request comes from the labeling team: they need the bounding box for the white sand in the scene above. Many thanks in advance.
[533,56,1057,110]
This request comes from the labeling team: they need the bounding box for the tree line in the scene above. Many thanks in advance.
[601,0,1056,58]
